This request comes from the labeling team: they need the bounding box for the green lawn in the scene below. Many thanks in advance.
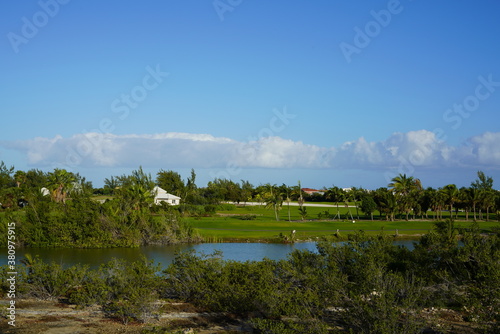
[187,204,500,241]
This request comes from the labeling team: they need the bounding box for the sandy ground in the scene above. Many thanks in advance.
[0,299,249,334]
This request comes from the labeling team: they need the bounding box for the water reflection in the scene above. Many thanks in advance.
[2,240,415,269]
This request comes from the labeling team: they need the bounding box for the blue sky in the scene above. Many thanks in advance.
[1,0,499,189]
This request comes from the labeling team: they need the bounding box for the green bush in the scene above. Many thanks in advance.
[100,258,162,323]
[237,214,256,220]
[203,204,216,215]
[217,203,236,211]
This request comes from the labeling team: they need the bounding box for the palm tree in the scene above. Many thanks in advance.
[409,187,424,219]
[325,186,344,220]
[350,187,365,220]
[420,187,435,219]
[264,184,282,221]
[388,174,421,220]
[469,187,481,221]
[471,171,494,221]
[295,181,304,209]
[116,166,155,210]
[280,184,293,222]
[440,184,459,219]
[388,173,415,196]
[430,189,446,220]
[343,189,355,221]
[457,187,472,221]
[482,189,496,222]
[47,169,76,203]
[494,190,500,222]
[373,188,397,221]
[14,170,27,188]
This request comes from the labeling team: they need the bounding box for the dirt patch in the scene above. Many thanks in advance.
[2,299,493,333]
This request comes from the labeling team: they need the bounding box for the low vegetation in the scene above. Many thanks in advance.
[1,222,499,333]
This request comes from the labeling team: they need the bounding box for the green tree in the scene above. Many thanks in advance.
[0,161,15,189]
[103,176,119,195]
[240,179,254,205]
[494,190,500,222]
[25,169,49,191]
[184,169,200,204]
[373,188,397,221]
[471,171,494,220]
[360,193,377,220]
[156,169,185,197]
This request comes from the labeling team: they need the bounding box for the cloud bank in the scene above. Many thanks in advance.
[1,130,499,171]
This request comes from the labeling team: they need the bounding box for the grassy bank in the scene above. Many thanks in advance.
[187,204,500,241]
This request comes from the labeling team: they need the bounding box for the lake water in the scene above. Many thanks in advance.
[2,240,416,269]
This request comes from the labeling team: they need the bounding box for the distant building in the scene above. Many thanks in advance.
[153,186,181,205]
[301,188,325,195]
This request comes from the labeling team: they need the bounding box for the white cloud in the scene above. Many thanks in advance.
[1,131,499,171]
[467,132,500,165]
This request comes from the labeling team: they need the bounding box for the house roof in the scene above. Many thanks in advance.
[153,186,181,200]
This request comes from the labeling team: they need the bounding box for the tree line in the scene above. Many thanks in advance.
[1,161,499,223]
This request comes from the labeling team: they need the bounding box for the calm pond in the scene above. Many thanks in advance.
[2,240,416,269]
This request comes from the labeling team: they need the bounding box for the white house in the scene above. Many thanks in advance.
[153,186,181,205]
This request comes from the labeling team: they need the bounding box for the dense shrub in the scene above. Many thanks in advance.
[0,197,198,248]
[100,258,162,324]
